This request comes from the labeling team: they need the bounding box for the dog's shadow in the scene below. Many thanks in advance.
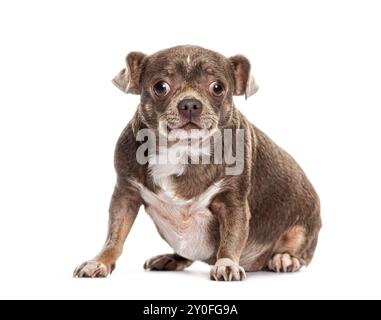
[176,269,301,281]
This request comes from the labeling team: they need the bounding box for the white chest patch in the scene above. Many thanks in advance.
[147,141,210,197]
[135,178,223,261]
[147,144,186,195]
[186,55,192,72]
[134,142,221,261]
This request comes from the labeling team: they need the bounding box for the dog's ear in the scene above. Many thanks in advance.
[229,55,259,99]
[112,52,147,94]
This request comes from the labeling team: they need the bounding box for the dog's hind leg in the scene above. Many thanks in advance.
[144,254,193,271]
[266,224,320,273]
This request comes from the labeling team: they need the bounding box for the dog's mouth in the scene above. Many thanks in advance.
[159,120,214,141]
[169,122,202,132]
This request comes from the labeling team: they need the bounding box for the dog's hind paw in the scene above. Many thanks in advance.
[267,253,301,273]
[144,254,193,271]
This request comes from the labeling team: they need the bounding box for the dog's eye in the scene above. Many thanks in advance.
[153,81,170,97]
[209,82,224,97]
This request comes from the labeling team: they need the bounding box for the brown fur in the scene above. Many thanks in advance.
[74,45,321,280]
[144,254,193,271]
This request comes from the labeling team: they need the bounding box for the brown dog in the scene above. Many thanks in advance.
[74,45,321,281]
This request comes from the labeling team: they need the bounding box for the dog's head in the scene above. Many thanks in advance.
[113,45,258,139]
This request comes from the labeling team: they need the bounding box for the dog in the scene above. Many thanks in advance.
[74,45,321,281]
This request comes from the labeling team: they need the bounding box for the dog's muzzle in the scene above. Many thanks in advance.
[175,98,203,130]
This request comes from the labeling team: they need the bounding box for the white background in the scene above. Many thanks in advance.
[0,0,380,300]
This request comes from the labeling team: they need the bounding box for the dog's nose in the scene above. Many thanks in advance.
[177,99,202,118]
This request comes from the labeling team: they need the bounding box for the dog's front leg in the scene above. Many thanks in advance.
[74,186,141,278]
[210,195,250,281]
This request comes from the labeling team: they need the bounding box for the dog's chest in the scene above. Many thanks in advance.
[137,171,221,261]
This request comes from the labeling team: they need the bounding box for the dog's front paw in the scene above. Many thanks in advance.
[73,260,113,278]
[210,258,246,281]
